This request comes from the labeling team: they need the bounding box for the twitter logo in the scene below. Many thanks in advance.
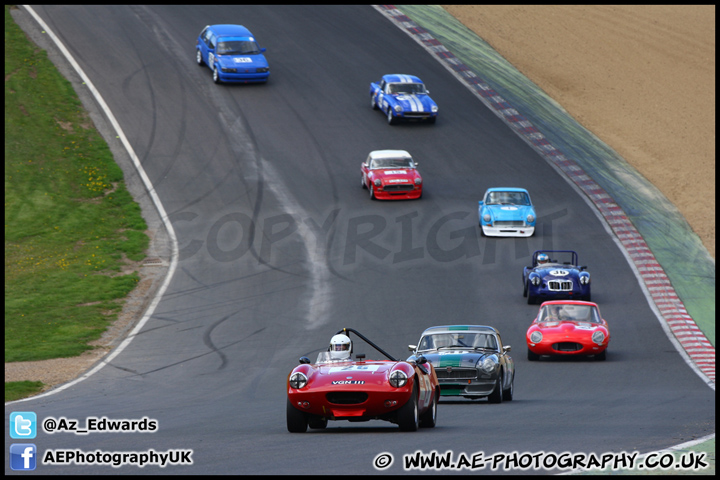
[10,412,37,439]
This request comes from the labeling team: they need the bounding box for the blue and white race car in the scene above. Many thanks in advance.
[370,74,438,125]
[478,188,536,237]
[523,250,591,305]
[196,25,269,84]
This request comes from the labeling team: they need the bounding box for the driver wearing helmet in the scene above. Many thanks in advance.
[328,334,352,361]
[537,253,550,266]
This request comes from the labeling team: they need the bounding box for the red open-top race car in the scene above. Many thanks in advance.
[287,328,439,432]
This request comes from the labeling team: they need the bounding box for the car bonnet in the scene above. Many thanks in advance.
[486,204,533,220]
[392,93,434,112]
[422,351,489,368]
[373,168,418,183]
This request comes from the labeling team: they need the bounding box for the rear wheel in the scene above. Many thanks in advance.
[286,399,308,433]
[371,94,378,110]
[397,384,419,431]
[196,49,204,66]
[361,174,366,189]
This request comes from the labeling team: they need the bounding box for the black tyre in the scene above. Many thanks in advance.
[487,373,503,404]
[387,108,397,125]
[286,398,308,433]
[527,348,540,361]
[595,349,606,361]
[308,416,328,429]
[419,391,438,428]
[523,281,528,298]
[212,65,221,84]
[196,49,204,66]
[371,94,378,110]
[503,373,514,401]
[397,384,419,431]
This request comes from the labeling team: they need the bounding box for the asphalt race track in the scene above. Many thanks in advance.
[6,6,714,474]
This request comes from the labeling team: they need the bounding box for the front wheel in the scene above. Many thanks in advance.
[503,373,514,401]
[212,65,221,84]
[397,384,419,431]
[487,373,503,404]
[527,348,540,361]
[387,108,397,125]
[419,391,438,428]
[286,399,308,433]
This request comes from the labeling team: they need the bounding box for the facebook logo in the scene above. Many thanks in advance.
[10,411,37,439]
[10,444,37,471]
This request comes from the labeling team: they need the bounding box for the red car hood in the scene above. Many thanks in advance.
[534,320,605,334]
[373,168,420,184]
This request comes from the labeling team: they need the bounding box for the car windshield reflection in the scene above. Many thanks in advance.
[539,304,601,323]
[418,333,498,352]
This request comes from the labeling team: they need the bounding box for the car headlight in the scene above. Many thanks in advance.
[526,214,535,223]
[221,67,237,73]
[389,370,408,388]
[530,275,541,286]
[431,105,438,113]
[289,372,308,389]
[579,273,590,285]
[374,178,382,187]
[394,105,403,113]
[414,177,422,185]
[592,331,605,344]
[530,331,543,343]
[256,67,269,73]
[480,356,497,374]
[483,213,491,223]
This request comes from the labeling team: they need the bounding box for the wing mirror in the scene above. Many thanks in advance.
[408,344,417,352]
[503,346,511,353]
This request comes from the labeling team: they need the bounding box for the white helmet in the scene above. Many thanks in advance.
[329,334,352,360]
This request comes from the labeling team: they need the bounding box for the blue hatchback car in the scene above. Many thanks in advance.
[196,24,269,84]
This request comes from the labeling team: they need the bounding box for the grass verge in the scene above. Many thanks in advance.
[5,5,148,401]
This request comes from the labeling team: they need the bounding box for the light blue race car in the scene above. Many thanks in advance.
[196,24,269,84]
[370,74,438,125]
[478,187,536,237]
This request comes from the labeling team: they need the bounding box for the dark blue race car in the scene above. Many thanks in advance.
[523,250,591,305]
[370,74,438,125]
[196,24,269,84]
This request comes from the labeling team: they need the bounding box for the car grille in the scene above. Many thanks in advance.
[383,184,414,192]
[548,280,573,291]
[403,112,430,118]
[326,392,368,405]
[552,342,583,352]
[494,221,524,227]
[435,368,477,380]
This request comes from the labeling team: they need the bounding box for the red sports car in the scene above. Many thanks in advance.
[526,301,610,361]
[287,328,439,432]
[361,150,422,200]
